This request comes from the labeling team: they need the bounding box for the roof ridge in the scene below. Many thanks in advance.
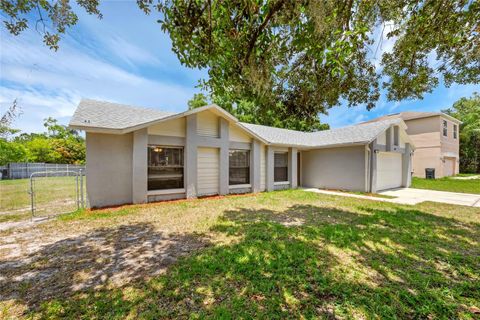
[80,98,176,115]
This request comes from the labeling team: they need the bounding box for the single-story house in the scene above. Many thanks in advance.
[69,99,415,208]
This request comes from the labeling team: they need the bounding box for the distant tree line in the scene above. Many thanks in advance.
[0,103,85,165]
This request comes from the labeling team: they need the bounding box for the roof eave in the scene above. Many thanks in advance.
[68,124,125,134]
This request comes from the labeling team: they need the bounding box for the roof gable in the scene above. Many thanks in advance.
[69,99,414,148]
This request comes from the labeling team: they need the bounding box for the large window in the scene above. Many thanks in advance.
[443,120,448,137]
[274,152,288,182]
[229,150,250,185]
[148,146,184,190]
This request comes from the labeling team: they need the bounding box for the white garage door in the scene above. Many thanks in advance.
[377,152,403,191]
[197,147,219,196]
[443,157,455,177]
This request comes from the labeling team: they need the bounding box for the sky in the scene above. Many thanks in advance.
[0,1,478,133]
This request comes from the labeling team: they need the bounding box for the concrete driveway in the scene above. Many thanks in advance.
[379,188,480,207]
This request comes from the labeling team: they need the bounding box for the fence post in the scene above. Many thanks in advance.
[80,169,84,208]
[30,174,35,219]
[75,174,79,210]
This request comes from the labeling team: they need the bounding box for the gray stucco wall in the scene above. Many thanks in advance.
[86,132,133,208]
[301,145,367,191]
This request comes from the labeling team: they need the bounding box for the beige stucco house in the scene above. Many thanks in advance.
[69,99,415,208]
[365,112,461,178]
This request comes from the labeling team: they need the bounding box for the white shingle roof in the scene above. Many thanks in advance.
[69,99,174,130]
[70,99,403,148]
[241,118,403,147]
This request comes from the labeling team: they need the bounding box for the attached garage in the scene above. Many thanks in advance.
[197,147,220,196]
[377,152,403,191]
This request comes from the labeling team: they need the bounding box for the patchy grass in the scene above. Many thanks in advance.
[0,177,84,219]
[412,177,480,194]
[0,212,31,223]
[0,190,479,319]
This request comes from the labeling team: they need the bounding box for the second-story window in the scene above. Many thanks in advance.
[453,124,457,139]
[443,120,448,137]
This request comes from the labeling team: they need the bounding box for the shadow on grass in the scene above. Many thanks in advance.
[0,223,211,313]
[1,204,479,318]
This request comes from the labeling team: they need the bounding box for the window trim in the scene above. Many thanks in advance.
[274,151,289,183]
[442,120,448,137]
[229,149,250,186]
[147,145,184,191]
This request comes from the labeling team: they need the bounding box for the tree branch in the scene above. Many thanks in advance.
[244,0,285,64]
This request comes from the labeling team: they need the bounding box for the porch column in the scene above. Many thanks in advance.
[132,128,148,204]
[266,146,274,191]
[288,147,298,188]
[185,114,198,198]
[251,140,261,193]
[402,143,412,187]
[369,140,378,193]
[219,118,229,195]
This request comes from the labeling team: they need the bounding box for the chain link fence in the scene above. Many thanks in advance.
[29,171,86,218]
[0,163,85,180]
[0,164,86,223]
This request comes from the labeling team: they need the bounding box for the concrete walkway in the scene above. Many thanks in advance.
[451,175,480,180]
[379,188,480,207]
[304,188,480,207]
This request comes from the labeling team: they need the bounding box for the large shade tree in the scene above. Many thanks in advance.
[2,0,479,130]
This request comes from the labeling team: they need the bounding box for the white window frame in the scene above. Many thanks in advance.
[147,145,184,191]
[274,152,289,183]
[443,120,448,137]
[229,149,250,186]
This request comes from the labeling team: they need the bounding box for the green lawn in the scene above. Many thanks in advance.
[1,190,479,319]
[0,176,84,219]
[412,176,480,194]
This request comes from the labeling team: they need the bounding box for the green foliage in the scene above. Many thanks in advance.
[158,0,479,125]
[188,93,329,132]
[0,118,85,165]
[0,0,102,50]
[187,93,209,110]
[0,140,27,165]
[443,92,480,173]
[2,1,479,126]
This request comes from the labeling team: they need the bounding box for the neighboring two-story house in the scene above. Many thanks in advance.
[365,112,462,178]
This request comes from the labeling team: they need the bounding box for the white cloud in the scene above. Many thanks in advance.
[0,26,197,133]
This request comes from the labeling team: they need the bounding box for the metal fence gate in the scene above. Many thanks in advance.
[29,170,86,218]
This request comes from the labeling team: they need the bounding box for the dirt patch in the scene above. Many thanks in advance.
[0,222,211,311]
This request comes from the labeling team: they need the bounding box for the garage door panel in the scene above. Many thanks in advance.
[377,152,402,191]
[443,158,455,177]
[197,147,219,196]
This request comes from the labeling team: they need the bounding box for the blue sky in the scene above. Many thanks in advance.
[0,2,478,133]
